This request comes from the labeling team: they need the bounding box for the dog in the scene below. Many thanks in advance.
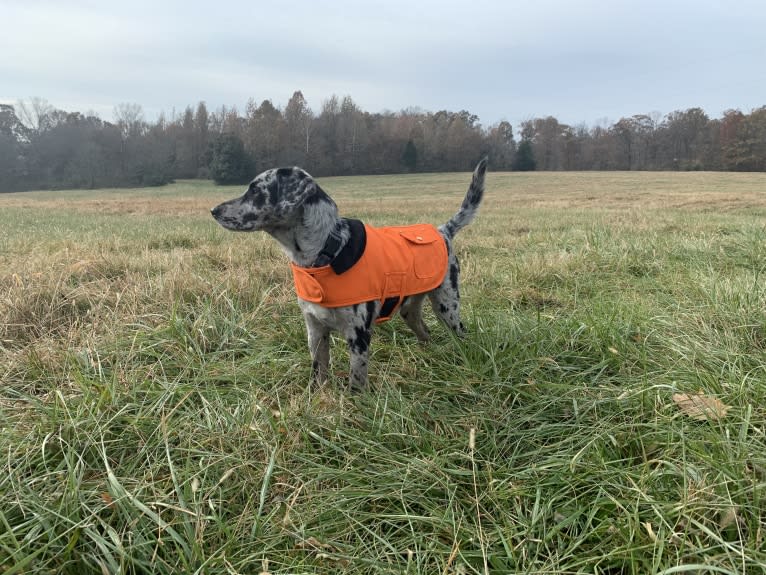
[211,158,487,390]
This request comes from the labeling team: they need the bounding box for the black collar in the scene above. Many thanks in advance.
[312,220,345,267]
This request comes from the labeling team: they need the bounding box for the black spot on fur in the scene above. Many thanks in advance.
[439,303,448,314]
[242,212,258,224]
[365,301,376,329]
[346,301,376,355]
[449,264,459,291]
[267,178,280,205]
[253,191,266,208]
[303,186,332,206]
[349,327,370,355]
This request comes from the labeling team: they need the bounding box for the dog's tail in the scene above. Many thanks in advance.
[440,157,487,240]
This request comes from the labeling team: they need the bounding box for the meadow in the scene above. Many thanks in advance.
[1,170,765,574]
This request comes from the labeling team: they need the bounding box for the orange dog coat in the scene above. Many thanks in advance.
[291,221,448,323]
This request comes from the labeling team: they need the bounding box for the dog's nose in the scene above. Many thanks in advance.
[211,206,221,219]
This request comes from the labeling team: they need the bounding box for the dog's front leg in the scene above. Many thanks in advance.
[304,313,330,386]
[342,301,377,391]
[345,326,371,391]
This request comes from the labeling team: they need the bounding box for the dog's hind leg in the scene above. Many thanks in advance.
[399,294,430,343]
[428,260,466,337]
[305,314,331,385]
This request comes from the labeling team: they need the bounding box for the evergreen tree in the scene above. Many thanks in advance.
[209,133,252,185]
[401,139,418,172]
[513,139,536,171]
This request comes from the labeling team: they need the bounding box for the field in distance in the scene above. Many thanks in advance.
[1,171,765,574]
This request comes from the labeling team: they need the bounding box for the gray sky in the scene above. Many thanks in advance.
[2,0,765,129]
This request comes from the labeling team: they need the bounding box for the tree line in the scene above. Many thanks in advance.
[518,108,766,172]
[1,93,764,192]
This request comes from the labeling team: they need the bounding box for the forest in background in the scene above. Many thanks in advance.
[1,92,765,192]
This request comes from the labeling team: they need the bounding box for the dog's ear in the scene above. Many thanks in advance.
[291,175,318,205]
[269,168,319,221]
[274,168,316,203]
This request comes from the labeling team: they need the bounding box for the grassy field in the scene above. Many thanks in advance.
[1,171,766,574]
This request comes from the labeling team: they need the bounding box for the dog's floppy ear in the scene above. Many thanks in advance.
[274,167,316,203]
[276,167,316,199]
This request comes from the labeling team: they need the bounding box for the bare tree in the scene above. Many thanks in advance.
[16,97,54,133]
[284,90,314,163]
[521,117,569,170]
[485,121,515,170]
[661,108,710,170]
[113,103,146,139]
[339,96,365,172]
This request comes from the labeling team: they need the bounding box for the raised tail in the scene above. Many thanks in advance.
[440,158,487,240]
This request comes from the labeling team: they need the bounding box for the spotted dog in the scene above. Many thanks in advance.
[211,158,487,391]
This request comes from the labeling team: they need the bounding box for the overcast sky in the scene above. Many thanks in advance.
[2,0,765,129]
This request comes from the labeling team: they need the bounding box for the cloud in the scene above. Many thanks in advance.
[2,0,765,127]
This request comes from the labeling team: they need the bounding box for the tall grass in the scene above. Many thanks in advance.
[1,172,765,574]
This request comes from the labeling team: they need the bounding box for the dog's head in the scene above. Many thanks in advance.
[211,166,332,232]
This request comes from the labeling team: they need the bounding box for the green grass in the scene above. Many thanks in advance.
[1,171,766,574]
